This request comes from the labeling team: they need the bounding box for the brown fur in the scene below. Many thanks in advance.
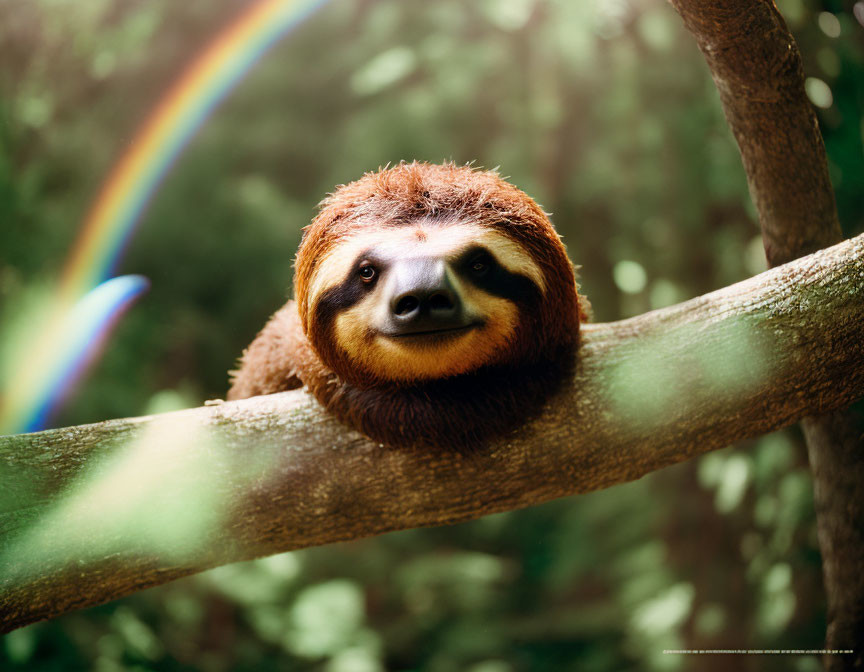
[228,161,588,448]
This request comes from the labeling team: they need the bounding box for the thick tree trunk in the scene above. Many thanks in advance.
[669,0,861,666]
[2,234,863,633]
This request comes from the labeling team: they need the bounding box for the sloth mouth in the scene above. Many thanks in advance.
[382,323,480,342]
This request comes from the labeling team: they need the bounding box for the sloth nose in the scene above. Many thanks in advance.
[388,259,462,328]
[392,289,457,317]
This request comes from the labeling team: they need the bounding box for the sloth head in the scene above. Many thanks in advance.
[295,162,584,389]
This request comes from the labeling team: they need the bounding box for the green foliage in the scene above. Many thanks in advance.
[1,0,861,669]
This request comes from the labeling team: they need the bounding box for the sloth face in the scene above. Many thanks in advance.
[305,221,547,383]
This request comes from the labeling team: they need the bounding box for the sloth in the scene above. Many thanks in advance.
[227,162,588,448]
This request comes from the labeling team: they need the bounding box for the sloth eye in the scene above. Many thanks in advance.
[358,264,377,282]
[470,254,492,275]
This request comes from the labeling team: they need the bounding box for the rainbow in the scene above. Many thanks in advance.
[10,276,151,434]
[61,0,328,298]
[1,0,327,433]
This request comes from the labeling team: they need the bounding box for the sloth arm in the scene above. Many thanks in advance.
[227,301,306,400]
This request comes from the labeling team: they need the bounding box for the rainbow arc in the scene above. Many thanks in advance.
[0,0,327,433]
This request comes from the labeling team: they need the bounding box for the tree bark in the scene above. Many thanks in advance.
[669,0,841,264]
[669,0,861,666]
[2,234,863,633]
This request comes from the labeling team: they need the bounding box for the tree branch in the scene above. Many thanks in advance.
[2,234,863,633]
[669,0,841,264]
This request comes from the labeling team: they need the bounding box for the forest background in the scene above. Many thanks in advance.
[1,0,863,670]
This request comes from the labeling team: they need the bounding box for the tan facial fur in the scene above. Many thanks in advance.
[333,283,518,382]
[310,222,538,382]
